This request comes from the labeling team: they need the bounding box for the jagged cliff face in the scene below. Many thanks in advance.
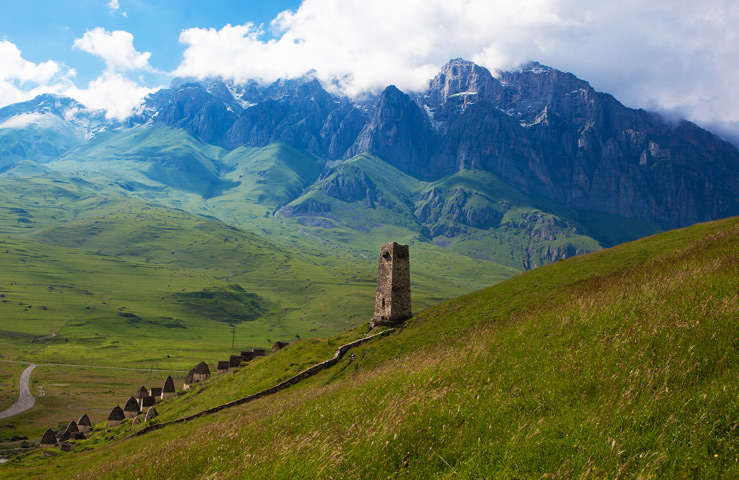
[131,59,739,231]
[135,77,371,162]
[3,59,737,269]
[414,60,739,230]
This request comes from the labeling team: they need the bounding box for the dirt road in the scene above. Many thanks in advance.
[0,364,36,420]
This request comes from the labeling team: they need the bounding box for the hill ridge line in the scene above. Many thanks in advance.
[125,327,396,440]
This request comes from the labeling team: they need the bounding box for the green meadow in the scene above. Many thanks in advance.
[0,172,516,454]
[3,215,738,478]
[0,363,27,412]
[0,175,514,366]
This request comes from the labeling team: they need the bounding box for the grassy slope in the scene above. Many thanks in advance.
[0,174,379,449]
[0,176,381,366]
[0,172,514,446]
[5,216,738,478]
[279,153,607,269]
[0,168,516,330]
[420,169,603,267]
[9,124,657,276]
[39,126,590,274]
[0,126,81,171]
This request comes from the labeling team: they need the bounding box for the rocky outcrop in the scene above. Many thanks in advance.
[153,83,238,145]
[347,86,436,175]
[140,77,370,160]
[414,188,503,233]
[403,60,739,230]
[321,165,378,204]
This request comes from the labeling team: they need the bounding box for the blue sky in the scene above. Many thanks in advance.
[0,0,737,144]
[0,0,300,84]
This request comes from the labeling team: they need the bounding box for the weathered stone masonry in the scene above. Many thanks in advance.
[372,242,411,327]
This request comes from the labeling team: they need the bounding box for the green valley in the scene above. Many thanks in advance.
[0,170,516,452]
[3,209,738,478]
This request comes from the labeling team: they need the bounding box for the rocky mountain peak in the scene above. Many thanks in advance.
[0,94,95,121]
[347,85,435,174]
[497,61,597,124]
[424,59,503,120]
[0,93,111,140]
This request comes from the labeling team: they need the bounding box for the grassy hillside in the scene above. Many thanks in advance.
[20,124,618,272]
[0,174,514,339]
[5,215,738,478]
[279,153,610,268]
[0,176,379,353]
[0,172,517,450]
[0,125,81,171]
[38,128,522,279]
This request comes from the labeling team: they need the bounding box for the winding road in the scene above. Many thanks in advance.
[0,364,36,420]
[0,361,187,421]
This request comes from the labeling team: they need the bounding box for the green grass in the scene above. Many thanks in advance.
[30,127,610,273]
[0,173,516,346]
[0,172,517,448]
[0,363,27,412]
[4,215,738,478]
[0,363,174,456]
[279,155,605,269]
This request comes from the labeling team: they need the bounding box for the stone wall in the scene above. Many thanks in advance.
[128,328,396,439]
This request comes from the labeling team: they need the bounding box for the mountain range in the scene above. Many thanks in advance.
[2,58,738,271]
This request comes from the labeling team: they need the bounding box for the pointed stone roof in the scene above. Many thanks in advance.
[108,405,125,421]
[163,375,175,393]
[150,387,162,397]
[40,428,57,446]
[241,351,255,362]
[65,420,79,434]
[271,341,289,354]
[184,368,194,385]
[229,355,241,367]
[78,413,91,427]
[134,386,149,399]
[194,361,210,375]
[141,396,156,408]
[57,430,71,442]
[144,407,158,422]
[123,396,139,413]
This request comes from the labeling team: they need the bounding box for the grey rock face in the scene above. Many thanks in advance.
[347,85,436,175]
[128,59,739,232]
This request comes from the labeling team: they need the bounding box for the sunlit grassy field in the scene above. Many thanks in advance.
[0,363,179,455]
[4,216,738,478]
[0,363,27,412]
[0,173,518,458]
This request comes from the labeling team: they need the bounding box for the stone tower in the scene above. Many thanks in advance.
[372,242,411,327]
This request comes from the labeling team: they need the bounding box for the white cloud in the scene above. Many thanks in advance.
[64,72,155,120]
[174,0,739,141]
[107,0,126,17]
[0,40,65,106]
[0,40,60,85]
[73,28,151,73]
[0,36,154,121]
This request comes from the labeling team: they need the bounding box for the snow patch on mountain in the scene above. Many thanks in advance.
[0,113,61,130]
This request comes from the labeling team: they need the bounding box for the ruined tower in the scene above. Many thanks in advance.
[372,242,411,327]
